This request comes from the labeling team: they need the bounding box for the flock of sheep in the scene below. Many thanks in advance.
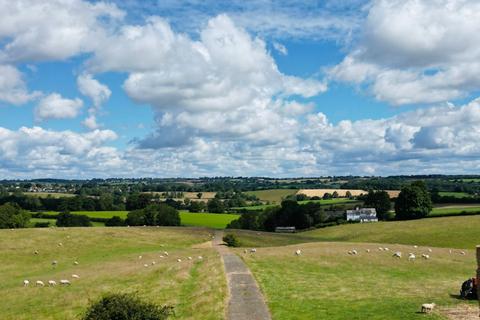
[138,251,203,267]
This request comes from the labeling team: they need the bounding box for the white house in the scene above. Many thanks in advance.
[346,208,378,223]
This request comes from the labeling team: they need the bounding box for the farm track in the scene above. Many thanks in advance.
[213,230,271,320]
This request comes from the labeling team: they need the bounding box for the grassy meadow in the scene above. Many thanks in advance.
[30,211,239,229]
[229,215,480,249]
[236,242,476,320]
[0,227,226,320]
[430,206,480,216]
[244,189,298,203]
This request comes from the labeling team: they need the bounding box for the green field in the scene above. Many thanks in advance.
[0,227,226,320]
[229,215,480,249]
[244,189,298,204]
[23,192,76,198]
[31,211,239,229]
[430,206,480,216]
[236,242,476,320]
[438,192,473,198]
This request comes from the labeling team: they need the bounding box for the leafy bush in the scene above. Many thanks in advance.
[34,221,50,228]
[223,233,239,247]
[126,204,180,227]
[56,212,92,227]
[0,203,30,229]
[83,293,174,320]
[105,216,125,227]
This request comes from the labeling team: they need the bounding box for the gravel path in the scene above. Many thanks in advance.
[213,230,271,320]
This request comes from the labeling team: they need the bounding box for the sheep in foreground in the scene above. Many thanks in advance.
[60,279,71,285]
[23,280,29,287]
[421,303,435,313]
[188,257,192,260]
[48,280,57,286]
[177,259,182,262]
[250,248,257,253]
[408,253,416,261]
[72,274,80,279]
[36,280,45,287]
[421,254,430,259]
[73,261,79,265]
[295,250,301,256]
[393,252,402,258]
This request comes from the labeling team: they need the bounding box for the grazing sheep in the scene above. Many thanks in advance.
[71,274,80,279]
[58,242,63,247]
[188,257,192,260]
[449,249,452,254]
[295,250,302,256]
[143,264,149,267]
[51,260,58,266]
[460,251,466,255]
[408,253,416,261]
[365,249,370,253]
[48,280,57,286]
[413,245,418,248]
[59,280,71,285]
[36,280,45,287]
[177,259,182,262]
[23,280,30,286]
[138,255,142,260]
[427,248,432,252]
[384,247,389,251]
[421,254,430,259]
[250,248,257,253]
[393,252,402,258]
[351,249,358,255]
[243,249,248,254]
[378,247,384,251]
[34,250,39,255]
[151,261,156,265]
[73,261,79,265]
[164,251,169,256]
[159,255,164,258]
[421,303,435,313]
[198,256,203,260]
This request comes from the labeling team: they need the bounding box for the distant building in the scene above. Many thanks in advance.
[346,208,378,223]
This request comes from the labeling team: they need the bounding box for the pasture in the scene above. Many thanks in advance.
[430,206,480,217]
[438,192,473,198]
[244,189,298,204]
[23,192,76,198]
[30,211,239,229]
[229,215,480,249]
[0,227,226,320]
[236,242,476,319]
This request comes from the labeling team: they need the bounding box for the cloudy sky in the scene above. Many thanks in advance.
[1,0,480,178]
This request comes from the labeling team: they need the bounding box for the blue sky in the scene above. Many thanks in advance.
[1,0,480,178]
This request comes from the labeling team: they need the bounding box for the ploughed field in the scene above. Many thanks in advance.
[0,227,226,320]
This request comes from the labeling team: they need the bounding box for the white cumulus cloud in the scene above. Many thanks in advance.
[35,93,83,121]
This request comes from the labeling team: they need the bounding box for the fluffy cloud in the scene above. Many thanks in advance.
[77,73,111,129]
[0,0,124,62]
[0,126,120,177]
[35,93,83,121]
[88,15,325,147]
[0,65,39,105]
[329,0,480,105]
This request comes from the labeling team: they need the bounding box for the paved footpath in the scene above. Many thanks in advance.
[213,230,272,320]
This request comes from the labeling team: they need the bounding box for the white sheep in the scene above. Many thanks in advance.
[58,242,63,247]
[34,250,39,255]
[72,274,80,279]
[164,251,169,256]
[421,303,435,313]
[198,256,203,260]
[365,249,370,253]
[73,261,79,265]
[23,280,30,286]
[393,252,402,258]
[378,247,384,251]
[48,280,57,286]
[177,258,182,262]
[138,255,142,260]
[243,249,248,254]
[413,245,418,248]
[421,254,430,259]
[51,260,58,266]
[250,248,257,253]
[460,251,466,255]
[295,250,301,256]
[188,257,192,260]
[449,249,452,254]
[59,279,71,285]
[351,249,358,255]
[384,247,390,251]
[36,280,45,287]
[159,255,164,258]
[427,248,432,252]
[408,253,416,261]
[143,264,149,267]
[151,261,156,265]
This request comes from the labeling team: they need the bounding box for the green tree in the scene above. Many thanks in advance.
[0,203,30,229]
[394,181,432,220]
[364,190,391,220]
[56,212,92,227]
[105,216,125,227]
[207,198,225,213]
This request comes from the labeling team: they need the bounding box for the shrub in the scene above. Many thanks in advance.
[83,293,174,320]
[56,212,92,227]
[105,216,125,227]
[0,203,31,229]
[223,233,239,247]
[126,204,180,227]
[34,221,50,228]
